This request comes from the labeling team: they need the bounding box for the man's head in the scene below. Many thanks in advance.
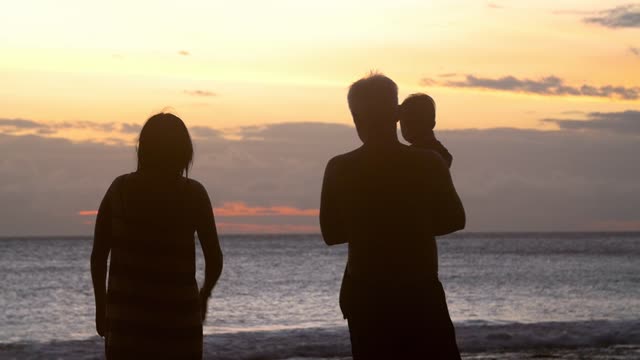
[399,93,436,144]
[347,73,399,143]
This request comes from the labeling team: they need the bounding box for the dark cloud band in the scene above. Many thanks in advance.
[422,74,640,100]
[584,4,640,28]
[542,110,640,134]
[184,90,217,97]
[1,120,639,234]
[0,119,135,136]
[0,118,45,129]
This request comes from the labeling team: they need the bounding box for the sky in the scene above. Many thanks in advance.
[1,1,639,235]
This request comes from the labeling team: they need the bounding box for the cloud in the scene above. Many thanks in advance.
[487,3,503,9]
[0,119,146,140]
[0,118,44,129]
[56,121,116,132]
[190,126,222,138]
[120,123,141,134]
[1,120,639,234]
[0,119,124,137]
[584,4,640,28]
[75,203,318,234]
[184,90,217,97]
[631,47,640,57]
[0,134,133,235]
[542,110,640,134]
[214,202,318,217]
[235,122,356,144]
[420,78,438,86]
[587,220,640,231]
[37,128,58,135]
[178,50,190,56]
[0,118,224,140]
[422,74,640,100]
[439,127,640,231]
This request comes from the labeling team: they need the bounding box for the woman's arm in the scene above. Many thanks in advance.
[90,185,114,337]
[193,181,223,322]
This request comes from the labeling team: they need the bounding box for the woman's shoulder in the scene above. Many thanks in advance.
[182,177,209,195]
[108,172,135,189]
[180,178,213,207]
[98,173,135,201]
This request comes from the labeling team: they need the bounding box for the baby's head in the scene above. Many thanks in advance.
[399,93,436,144]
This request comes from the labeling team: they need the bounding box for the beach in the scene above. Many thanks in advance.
[2,325,639,359]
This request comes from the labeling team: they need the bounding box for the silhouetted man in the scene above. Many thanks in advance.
[320,73,465,359]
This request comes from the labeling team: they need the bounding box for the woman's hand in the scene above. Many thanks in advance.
[199,289,210,323]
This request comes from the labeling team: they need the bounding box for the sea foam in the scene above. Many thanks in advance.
[1,319,638,360]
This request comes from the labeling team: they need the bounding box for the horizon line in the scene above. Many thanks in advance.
[1,230,639,240]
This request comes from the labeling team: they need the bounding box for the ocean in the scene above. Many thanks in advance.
[1,233,639,359]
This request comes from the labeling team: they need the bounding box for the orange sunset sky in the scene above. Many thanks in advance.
[1,1,639,234]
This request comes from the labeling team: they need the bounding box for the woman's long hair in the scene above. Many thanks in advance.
[137,113,193,177]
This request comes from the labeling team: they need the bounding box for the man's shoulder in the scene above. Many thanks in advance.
[327,147,363,166]
[109,172,134,188]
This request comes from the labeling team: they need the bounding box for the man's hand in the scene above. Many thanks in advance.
[96,310,106,337]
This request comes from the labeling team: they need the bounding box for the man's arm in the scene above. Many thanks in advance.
[320,158,348,245]
[427,154,466,236]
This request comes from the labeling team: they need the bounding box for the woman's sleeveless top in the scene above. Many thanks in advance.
[105,173,203,360]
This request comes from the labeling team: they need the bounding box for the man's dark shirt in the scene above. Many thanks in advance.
[320,142,465,318]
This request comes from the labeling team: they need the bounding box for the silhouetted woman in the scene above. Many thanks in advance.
[91,113,223,359]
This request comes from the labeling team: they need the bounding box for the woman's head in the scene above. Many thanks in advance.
[137,113,193,176]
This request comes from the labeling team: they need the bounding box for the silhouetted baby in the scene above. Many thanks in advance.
[399,93,453,168]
